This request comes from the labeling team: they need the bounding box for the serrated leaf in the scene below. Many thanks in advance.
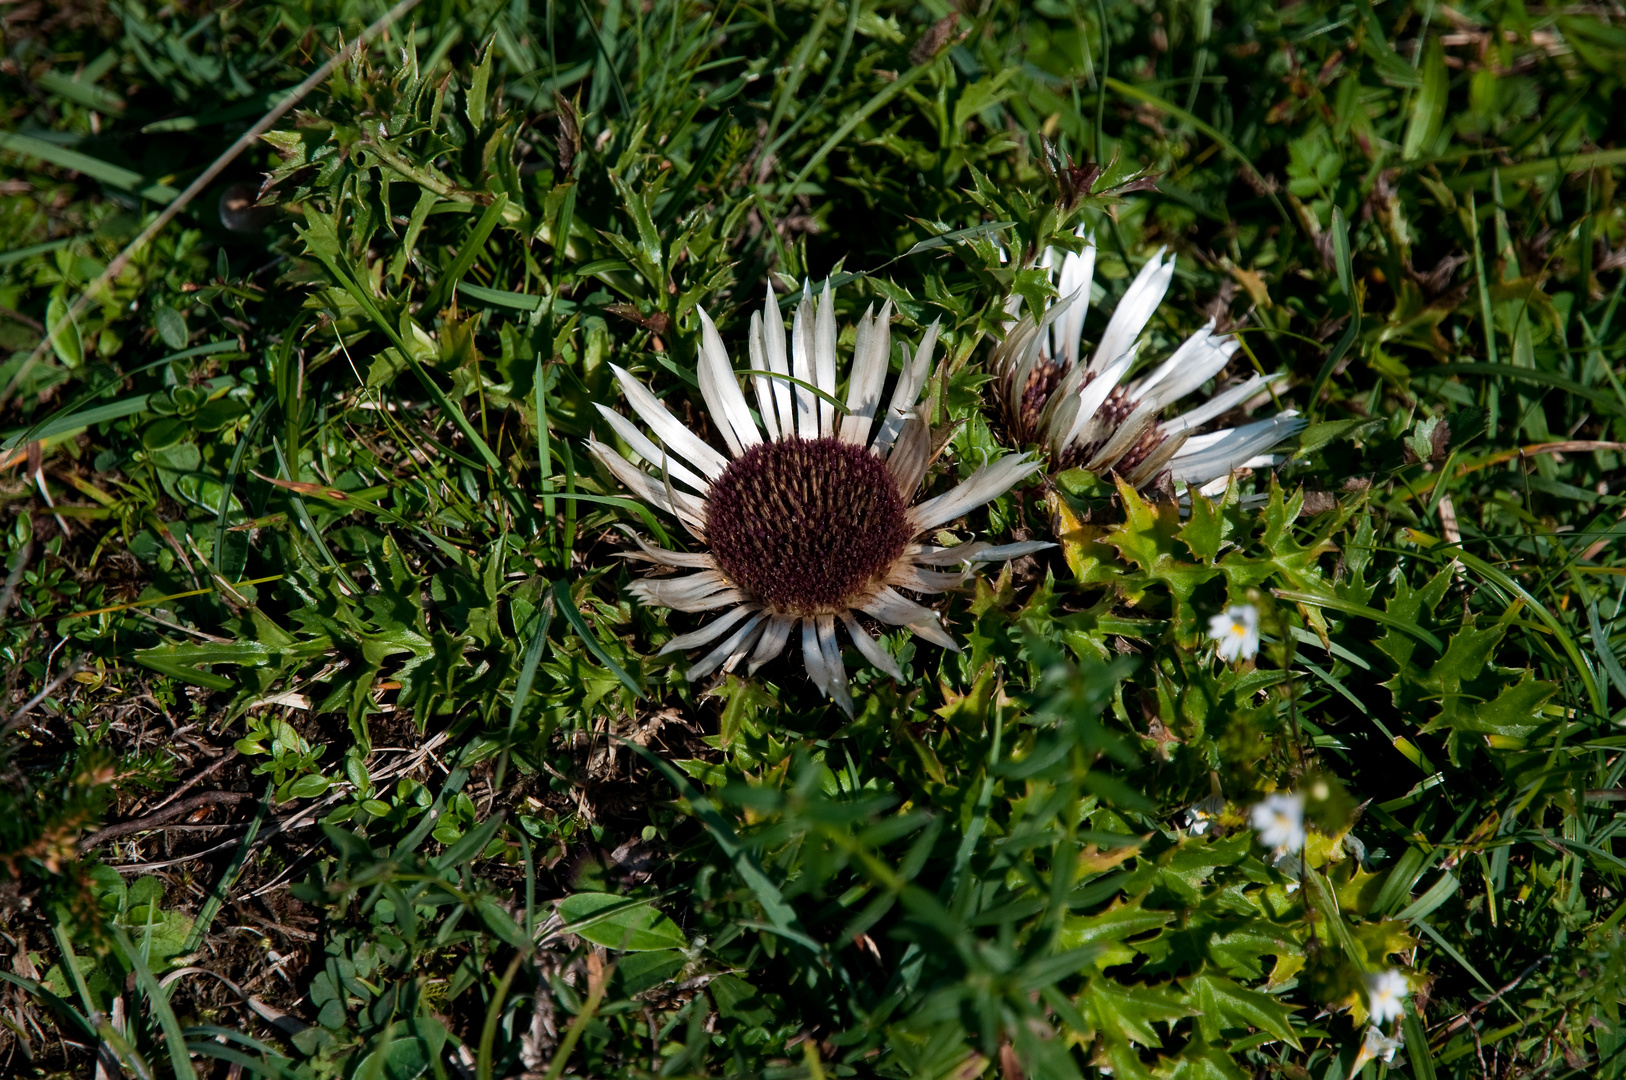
[134,641,278,690]
[1205,920,1297,980]
[1086,979,1190,1047]
[952,69,1020,132]
[1059,899,1172,971]
[1179,490,1223,564]
[1155,1045,1250,1080]
[466,46,492,129]
[1185,973,1301,1049]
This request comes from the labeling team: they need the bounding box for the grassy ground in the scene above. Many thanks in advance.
[3,0,1626,1077]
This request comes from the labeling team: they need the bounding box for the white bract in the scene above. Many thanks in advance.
[992,228,1303,495]
[1250,791,1306,855]
[1365,968,1410,1026]
[590,281,1050,715]
[1209,603,1261,662]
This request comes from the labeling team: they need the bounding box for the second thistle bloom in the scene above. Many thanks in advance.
[991,231,1304,494]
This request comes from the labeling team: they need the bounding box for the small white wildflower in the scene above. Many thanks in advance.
[1365,968,1410,1026]
[1348,1025,1404,1079]
[1272,850,1304,893]
[1343,831,1368,865]
[1363,1025,1403,1062]
[1208,603,1260,662]
[1250,791,1306,855]
[1184,794,1227,835]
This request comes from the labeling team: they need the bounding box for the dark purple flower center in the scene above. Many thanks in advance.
[705,437,912,615]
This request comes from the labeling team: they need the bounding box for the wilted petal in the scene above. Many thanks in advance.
[907,453,1044,533]
[816,614,853,715]
[1087,248,1174,375]
[659,604,761,656]
[594,404,710,493]
[748,613,797,674]
[609,365,728,480]
[839,612,904,682]
[814,281,838,437]
[1170,413,1306,485]
[840,301,892,448]
[873,320,937,457]
[628,570,742,612]
[696,307,762,456]
[687,611,768,680]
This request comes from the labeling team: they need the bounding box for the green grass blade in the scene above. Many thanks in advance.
[113,927,197,1080]
[1271,589,1444,652]
[1402,37,1447,160]
[0,971,96,1042]
[183,1041,302,1080]
[1451,549,1606,716]
[782,62,934,210]
[181,781,271,954]
[394,760,472,858]
[1,343,237,450]
[424,193,509,311]
[0,132,179,201]
[620,737,823,960]
[1402,1008,1438,1080]
[302,244,533,525]
[552,579,644,698]
[1444,148,1626,191]
[1103,77,1291,227]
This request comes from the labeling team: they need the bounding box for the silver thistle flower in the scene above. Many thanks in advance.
[992,230,1305,495]
[589,282,1049,714]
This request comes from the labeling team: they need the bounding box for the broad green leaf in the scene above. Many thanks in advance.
[46,294,82,368]
[473,895,532,950]
[121,906,196,965]
[617,950,686,996]
[155,305,188,350]
[952,69,1020,132]
[710,973,775,1026]
[557,892,686,952]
